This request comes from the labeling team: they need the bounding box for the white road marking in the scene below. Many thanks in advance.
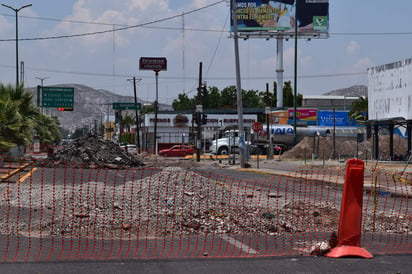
[219,234,258,254]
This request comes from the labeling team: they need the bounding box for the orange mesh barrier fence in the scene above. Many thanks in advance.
[0,159,410,262]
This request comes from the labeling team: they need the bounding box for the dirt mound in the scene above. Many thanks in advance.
[43,134,144,168]
[282,135,408,161]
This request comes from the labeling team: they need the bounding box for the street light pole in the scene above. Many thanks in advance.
[35,76,48,113]
[35,76,48,87]
[1,3,32,86]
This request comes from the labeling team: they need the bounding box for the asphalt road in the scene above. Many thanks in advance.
[0,254,410,274]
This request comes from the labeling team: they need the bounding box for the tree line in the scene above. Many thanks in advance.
[171,81,368,124]
[172,81,303,111]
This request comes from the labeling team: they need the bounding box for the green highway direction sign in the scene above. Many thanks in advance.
[112,102,142,110]
[42,87,74,108]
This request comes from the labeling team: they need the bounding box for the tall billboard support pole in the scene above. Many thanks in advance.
[276,37,284,108]
[293,0,298,146]
[232,0,246,168]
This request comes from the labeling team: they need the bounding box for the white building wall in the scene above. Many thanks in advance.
[142,113,257,142]
[368,58,412,120]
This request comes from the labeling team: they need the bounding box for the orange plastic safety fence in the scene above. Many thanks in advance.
[0,159,410,262]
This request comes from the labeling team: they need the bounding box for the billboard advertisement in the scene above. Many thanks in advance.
[231,0,329,35]
[368,58,412,120]
[288,108,317,125]
[318,110,357,127]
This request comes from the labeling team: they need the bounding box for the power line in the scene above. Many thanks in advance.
[0,0,227,42]
[0,62,366,81]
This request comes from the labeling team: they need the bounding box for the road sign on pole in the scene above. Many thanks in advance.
[252,122,263,133]
[112,102,142,110]
[42,87,74,108]
[139,57,167,71]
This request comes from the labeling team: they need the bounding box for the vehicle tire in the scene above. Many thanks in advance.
[164,153,168,157]
[218,147,229,155]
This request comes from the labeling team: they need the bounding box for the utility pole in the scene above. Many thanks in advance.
[231,0,246,168]
[266,83,273,159]
[129,77,142,153]
[196,62,203,162]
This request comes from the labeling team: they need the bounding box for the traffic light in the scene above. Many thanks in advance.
[193,114,200,125]
[57,107,73,111]
[202,84,207,97]
[201,114,207,125]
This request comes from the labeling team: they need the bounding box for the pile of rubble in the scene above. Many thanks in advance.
[282,135,408,161]
[44,134,144,168]
[1,166,409,243]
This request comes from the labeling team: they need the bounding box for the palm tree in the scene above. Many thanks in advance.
[349,96,370,139]
[121,114,135,133]
[0,83,58,156]
[0,83,39,154]
[0,97,22,154]
[33,113,61,145]
[349,96,368,123]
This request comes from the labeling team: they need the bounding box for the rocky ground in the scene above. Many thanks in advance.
[0,135,409,257]
[281,135,409,161]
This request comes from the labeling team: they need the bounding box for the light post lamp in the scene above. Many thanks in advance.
[1,3,32,86]
[36,76,48,114]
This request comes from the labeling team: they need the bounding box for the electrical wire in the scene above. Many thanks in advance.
[0,0,227,42]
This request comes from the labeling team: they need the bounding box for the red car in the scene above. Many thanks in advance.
[159,145,194,157]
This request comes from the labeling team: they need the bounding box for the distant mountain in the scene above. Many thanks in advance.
[322,85,368,97]
[28,84,172,132]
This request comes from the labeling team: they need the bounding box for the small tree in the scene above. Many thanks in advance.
[349,96,368,122]
[172,93,193,111]
[0,83,41,155]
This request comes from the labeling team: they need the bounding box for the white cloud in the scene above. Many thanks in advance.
[130,0,169,12]
[346,41,360,56]
[261,56,276,71]
[47,0,173,49]
[352,57,374,72]
[0,15,12,35]
[192,0,212,9]
[300,55,313,67]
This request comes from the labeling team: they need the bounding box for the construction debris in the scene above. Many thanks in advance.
[43,134,144,168]
[282,135,408,161]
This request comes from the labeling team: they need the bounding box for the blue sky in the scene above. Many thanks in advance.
[1,0,412,105]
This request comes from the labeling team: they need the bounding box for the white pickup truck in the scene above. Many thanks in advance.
[208,129,251,155]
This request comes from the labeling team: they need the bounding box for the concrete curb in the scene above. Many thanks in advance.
[0,162,32,181]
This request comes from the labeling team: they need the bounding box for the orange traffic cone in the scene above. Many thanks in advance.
[325,158,373,259]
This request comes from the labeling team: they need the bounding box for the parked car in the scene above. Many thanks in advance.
[120,144,138,155]
[273,144,288,155]
[159,145,194,157]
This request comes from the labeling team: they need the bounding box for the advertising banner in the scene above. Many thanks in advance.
[231,0,329,35]
[288,108,317,125]
[368,58,412,120]
[318,110,356,127]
